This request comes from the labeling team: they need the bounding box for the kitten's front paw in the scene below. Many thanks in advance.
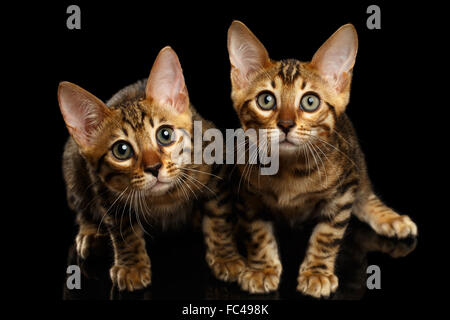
[372,215,418,239]
[110,264,151,291]
[238,267,280,294]
[75,227,98,259]
[297,270,338,298]
[206,253,246,282]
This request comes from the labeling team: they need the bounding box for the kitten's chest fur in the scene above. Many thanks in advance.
[244,157,342,221]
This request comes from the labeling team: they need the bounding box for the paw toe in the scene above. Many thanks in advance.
[297,272,338,299]
[207,253,246,282]
[110,265,151,291]
[238,267,280,294]
[375,215,417,239]
[76,233,94,259]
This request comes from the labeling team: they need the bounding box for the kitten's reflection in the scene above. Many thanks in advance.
[332,221,417,300]
[62,220,416,300]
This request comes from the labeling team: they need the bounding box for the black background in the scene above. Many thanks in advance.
[13,0,443,314]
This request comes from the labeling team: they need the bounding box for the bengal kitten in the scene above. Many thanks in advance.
[58,47,243,291]
[224,21,418,298]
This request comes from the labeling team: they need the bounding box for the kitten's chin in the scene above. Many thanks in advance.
[145,181,173,196]
[278,140,300,156]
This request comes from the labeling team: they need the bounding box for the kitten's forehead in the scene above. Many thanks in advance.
[276,59,303,85]
[113,99,149,131]
[272,60,322,89]
[249,59,310,90]
[113,99,181,129]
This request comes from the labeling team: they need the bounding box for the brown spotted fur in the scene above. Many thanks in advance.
[221,21,418,298]
[60,48,244,291]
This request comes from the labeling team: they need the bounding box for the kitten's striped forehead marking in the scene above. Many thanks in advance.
[114,99,148,131]
[276,59,303,85]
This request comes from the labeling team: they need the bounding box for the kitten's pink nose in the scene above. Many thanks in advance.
[277,120,295,134]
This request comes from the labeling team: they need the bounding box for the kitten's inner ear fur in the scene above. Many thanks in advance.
[145,46,189,114]
[227,20,271,89]
[310,24,358,93]
[58,81,111,148]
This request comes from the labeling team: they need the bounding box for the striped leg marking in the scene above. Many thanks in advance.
[238,220,282,294]
[203,199,246,282]
[297,197,353,298]
[357,193,417,238]
[108,224,151,291]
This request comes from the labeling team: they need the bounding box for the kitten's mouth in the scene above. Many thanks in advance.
[152,180,169,188]
[279,136,300,147]
[279,140,298,152]
[146,179,172,195]
[280,140,297,146]
[278,136,302,154]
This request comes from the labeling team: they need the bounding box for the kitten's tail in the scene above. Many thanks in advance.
[352,192,418,239]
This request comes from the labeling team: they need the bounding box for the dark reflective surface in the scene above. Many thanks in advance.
[63,218,417,300]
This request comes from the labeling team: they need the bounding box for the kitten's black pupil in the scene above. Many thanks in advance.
[118,144,128,155]
[265,95,272,104]
[162,130,169,139]
[307,97,314,105]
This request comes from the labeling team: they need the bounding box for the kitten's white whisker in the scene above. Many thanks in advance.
[180,171,216,196]
[129,190,139,238]
[97,186,129,236]
[174,176,189,201]
[307,133,358,169]
[178,173,198,199]
[180,167,223,180]
[309,142,328,187]
[136,191,151,237]
[119,190,133,245]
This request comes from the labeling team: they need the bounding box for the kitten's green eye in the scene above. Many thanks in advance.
[112,141,134,160]
[300,93,321,112]
[256,92,276,110]
[156,126,175,146]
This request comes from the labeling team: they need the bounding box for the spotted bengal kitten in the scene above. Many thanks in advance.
[222,21,418,298]
[58,47,242,291]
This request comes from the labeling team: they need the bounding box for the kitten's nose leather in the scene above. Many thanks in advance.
[277,120,295,134]
[144,163,162,177]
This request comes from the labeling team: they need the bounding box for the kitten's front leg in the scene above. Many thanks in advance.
[297,194,354,298]
[203,192,246,283]
[232,190,281,294]
[75,215,100,259]
[107,218,151,291]
[238,218,282,294]
[74,208,108,259]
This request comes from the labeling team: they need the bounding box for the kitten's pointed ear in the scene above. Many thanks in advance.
[145,46,189,114]
[311,24,358,93]
[227,20,271,89]
[58,81,111,148]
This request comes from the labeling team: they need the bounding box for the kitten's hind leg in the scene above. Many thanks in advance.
[353,192,417,238]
